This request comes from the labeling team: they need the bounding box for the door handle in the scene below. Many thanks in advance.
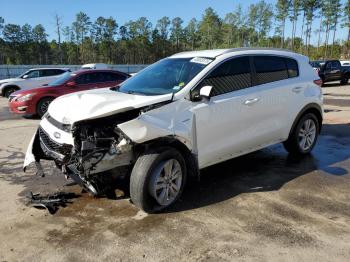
[292,87,303,93]
[244,98,260,105]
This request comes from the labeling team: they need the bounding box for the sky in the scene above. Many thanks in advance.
[0,0,348,44]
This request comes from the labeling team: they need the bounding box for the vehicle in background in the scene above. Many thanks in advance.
[309,60,324,74]
[24,48,323,213]
[0,68,70,98]
[9,69,130,117]
[318,60,350,86]
[340,60,350,66]
[81,63,109,70]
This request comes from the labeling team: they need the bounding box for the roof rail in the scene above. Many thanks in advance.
[221,47,296,55]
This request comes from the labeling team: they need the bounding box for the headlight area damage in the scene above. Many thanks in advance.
[23,100,197,196]
[24,109,144,196]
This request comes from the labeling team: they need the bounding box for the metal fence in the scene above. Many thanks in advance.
[0,64,148,80]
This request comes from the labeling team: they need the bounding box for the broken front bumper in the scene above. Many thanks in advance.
[23,127,134,195]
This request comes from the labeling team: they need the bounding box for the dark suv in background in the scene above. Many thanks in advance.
[317,60,350,86]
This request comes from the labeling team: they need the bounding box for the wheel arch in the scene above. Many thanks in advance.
[289,103,323,137]
[134,136,200,180]
[36,96,56,114]
[1,84,20,96]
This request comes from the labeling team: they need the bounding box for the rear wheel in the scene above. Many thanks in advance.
[36,97,54,117]
[3,86,18,98]
[283,113,320,155]
[130,147,187,213]
[340,76,349,85]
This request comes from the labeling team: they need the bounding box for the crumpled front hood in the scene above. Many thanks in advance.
[0,78,21,84]
[47,88,173,124]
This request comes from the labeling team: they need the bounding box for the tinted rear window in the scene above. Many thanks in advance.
[284,58,299,78]
[254,56,288,85]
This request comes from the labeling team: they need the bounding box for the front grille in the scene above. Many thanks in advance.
[38,127,72,159]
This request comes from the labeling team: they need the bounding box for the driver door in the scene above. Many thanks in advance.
[190,56,258,168]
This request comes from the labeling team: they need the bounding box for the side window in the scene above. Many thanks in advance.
[76,72,105,84]
[105,72,127,81]
[331,61,340,69]
[25,70,40,78]
[254,56,288,85]
[284,58,299,78]
[53,69,65,75]
[198,56,252,96]
[75,74,91,85]
[94,72,105,83]
[325,62,332,70]
[41,69,60,77]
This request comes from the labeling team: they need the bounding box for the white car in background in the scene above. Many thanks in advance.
[81,63,109,70]
[0,68,70,97]
[25,48,323,212]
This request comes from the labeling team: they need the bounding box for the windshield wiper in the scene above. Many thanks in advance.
[110,85,120,91]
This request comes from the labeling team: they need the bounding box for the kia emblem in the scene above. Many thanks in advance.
[54,132,61,139]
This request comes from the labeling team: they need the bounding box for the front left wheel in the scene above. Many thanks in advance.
[130,147,187,213]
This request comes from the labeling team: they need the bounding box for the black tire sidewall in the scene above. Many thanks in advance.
[130,147,187,213]
[292,113,319,154]
[37,97,53,117]
[4,87,16,98]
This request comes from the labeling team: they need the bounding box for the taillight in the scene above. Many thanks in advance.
[313,79,323,87]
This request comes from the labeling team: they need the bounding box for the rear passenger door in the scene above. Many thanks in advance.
[251,55,300,144]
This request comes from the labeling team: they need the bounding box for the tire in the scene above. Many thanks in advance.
[3,86,18,98]
[36,97,54,117]
[340,76,349,85]
[130,147,187,213]
[283,113,320,155]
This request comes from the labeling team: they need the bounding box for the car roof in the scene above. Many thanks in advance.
[171,47,305,60]
[72,69,129,75]
[28,67,71,71]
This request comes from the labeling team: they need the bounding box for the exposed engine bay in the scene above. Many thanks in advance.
[33,109,145,195]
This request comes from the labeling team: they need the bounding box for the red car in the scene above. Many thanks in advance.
[9,69,130,117]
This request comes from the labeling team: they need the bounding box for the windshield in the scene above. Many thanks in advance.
[118,57,213,95]
[48,72,74,86]
[18,70,30,78]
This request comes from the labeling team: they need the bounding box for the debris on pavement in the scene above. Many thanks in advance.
[26,191,79,214]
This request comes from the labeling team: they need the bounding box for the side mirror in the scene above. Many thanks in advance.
[199,85,213,100]
[66,81,76,87]
[22,75,29,79]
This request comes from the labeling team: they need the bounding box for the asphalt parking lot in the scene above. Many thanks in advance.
[1,84,350,261]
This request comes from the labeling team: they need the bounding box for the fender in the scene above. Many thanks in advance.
[288,103,323,137]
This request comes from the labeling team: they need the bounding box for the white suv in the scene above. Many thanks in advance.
[24,48,323,212]
[0,68,70,97]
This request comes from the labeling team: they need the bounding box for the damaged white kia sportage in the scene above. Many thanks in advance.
[24,48,323,213]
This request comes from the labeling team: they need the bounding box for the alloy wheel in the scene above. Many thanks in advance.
[149,159,182,206]
[298,119,316,151]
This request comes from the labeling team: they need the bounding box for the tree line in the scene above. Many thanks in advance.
[0,0,349,65]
